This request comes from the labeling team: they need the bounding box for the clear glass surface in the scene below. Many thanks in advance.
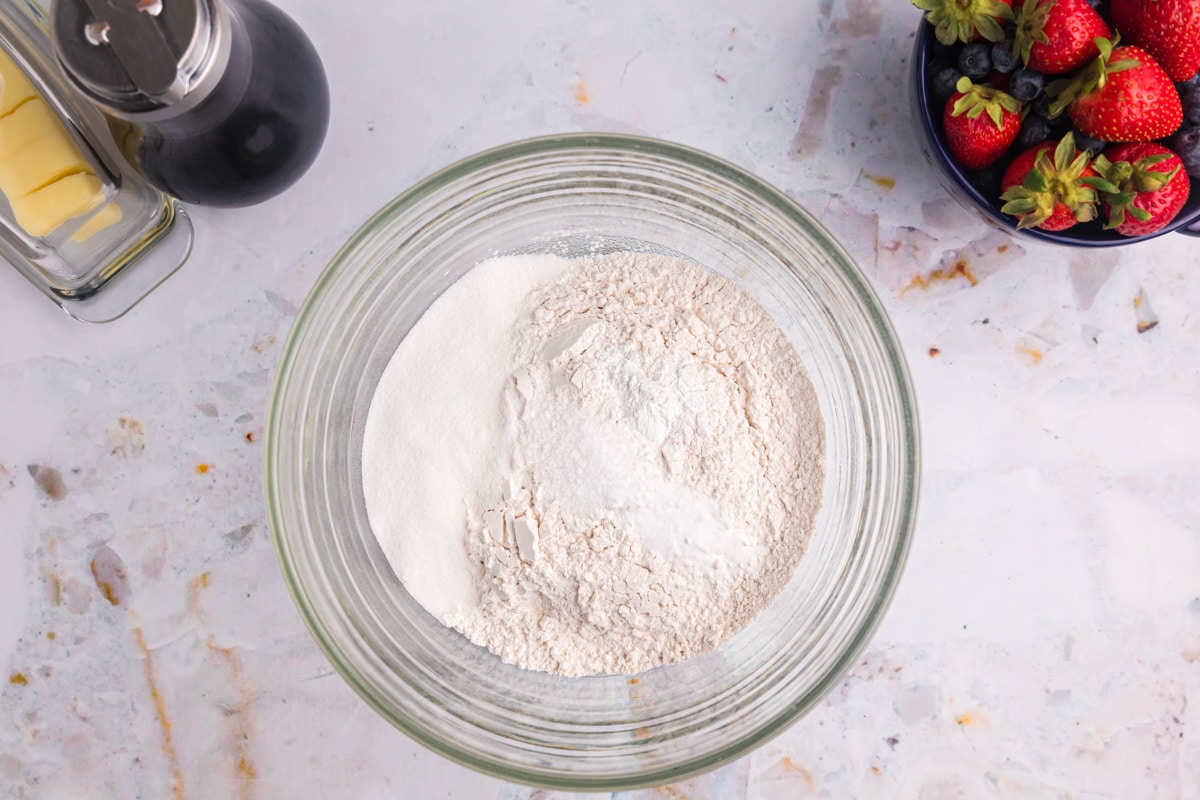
[0,0,192,322]
[266,134,921,790]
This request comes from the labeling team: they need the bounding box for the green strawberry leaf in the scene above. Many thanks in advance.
[950,79,1022,129]
[914,0,1014,45]
[1082,176,1121,194]
[1053,134,1076,171]
[975,16,1005,43]
[1023,169,1050,192]
[1000,196,1039,214]
[1046,39,1135,116]
[1013,0,1052,66]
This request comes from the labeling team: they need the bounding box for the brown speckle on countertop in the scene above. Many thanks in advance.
[27,465,66,501]
[90,545,131,606]
[1134,288,1160,333]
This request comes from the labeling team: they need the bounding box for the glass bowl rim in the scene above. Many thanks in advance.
[265,131,922,788]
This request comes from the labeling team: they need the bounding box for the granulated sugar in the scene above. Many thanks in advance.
[362,251,824,676]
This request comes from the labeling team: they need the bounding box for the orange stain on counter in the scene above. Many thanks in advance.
[573,80,589,105]
[780,757,817,791]
[133,625,186,800]
[195,463,211,474]
[1134,288,1159,333]
[956,710,987,727]
[1016,344,1044,365]
[9,672,27,686]
[186,571,211,618]
[861,169,896,189]
[212,643,258,797]
[901,259,978,294]
[41,568,62,606]
[191,573,258,796]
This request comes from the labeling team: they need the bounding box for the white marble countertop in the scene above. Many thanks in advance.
[3,0,1199,797]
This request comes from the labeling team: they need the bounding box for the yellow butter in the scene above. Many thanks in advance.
[12,173,106,238]
[0,99,93,199]
[0,96,50,154]
[0,50,38,118]
[70,202,123,242]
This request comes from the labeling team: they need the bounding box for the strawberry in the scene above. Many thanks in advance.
[913,0,1015,45]
[1110,0,1200,83]
[1013,0,1111,74]
[1000,133,1101,230]
[943,77,1023,169]
[1048,40,1183,142]
[1089,143,1192,235]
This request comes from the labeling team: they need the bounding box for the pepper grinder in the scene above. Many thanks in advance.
[50,0,330,207]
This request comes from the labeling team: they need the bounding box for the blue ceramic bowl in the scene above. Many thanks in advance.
[909,19,1200,247]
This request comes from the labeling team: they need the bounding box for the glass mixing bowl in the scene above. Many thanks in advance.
[265,133,920,790]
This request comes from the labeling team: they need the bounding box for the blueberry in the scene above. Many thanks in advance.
[1010,68,1046,102]
[1182,71,1200,90]
[958,42,992,81]
[1072,130,1106,154]
[1031,95,1067,125]
[1170,126,1200,177]
[1085,0,1106,10]
[1018,116,1053,148]
[991,39,1018,74]
[1182,85,1200,126]
[931,65,965,102]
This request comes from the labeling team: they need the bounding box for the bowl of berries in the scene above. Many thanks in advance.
[910,0,1200,246]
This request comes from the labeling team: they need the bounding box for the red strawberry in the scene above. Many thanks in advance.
[1000,133,1100,230]
[1110,0,1200,83]
[1090,143,1192,236]
[943,77,1023,169]
[913,0,1015,45]
[1013,0,1111,75]
[1048,41,1184,142]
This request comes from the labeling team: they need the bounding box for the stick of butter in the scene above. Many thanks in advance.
[0,99,94,197]
[0,50,38,117]
[13,173,106,238]
[0,50,115,240]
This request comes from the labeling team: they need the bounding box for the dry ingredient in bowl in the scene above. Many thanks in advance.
[362,251,824,676]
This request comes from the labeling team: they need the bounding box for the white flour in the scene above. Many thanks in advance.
[362,251,824,676]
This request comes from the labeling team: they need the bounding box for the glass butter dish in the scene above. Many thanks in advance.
[0,0,191,322]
